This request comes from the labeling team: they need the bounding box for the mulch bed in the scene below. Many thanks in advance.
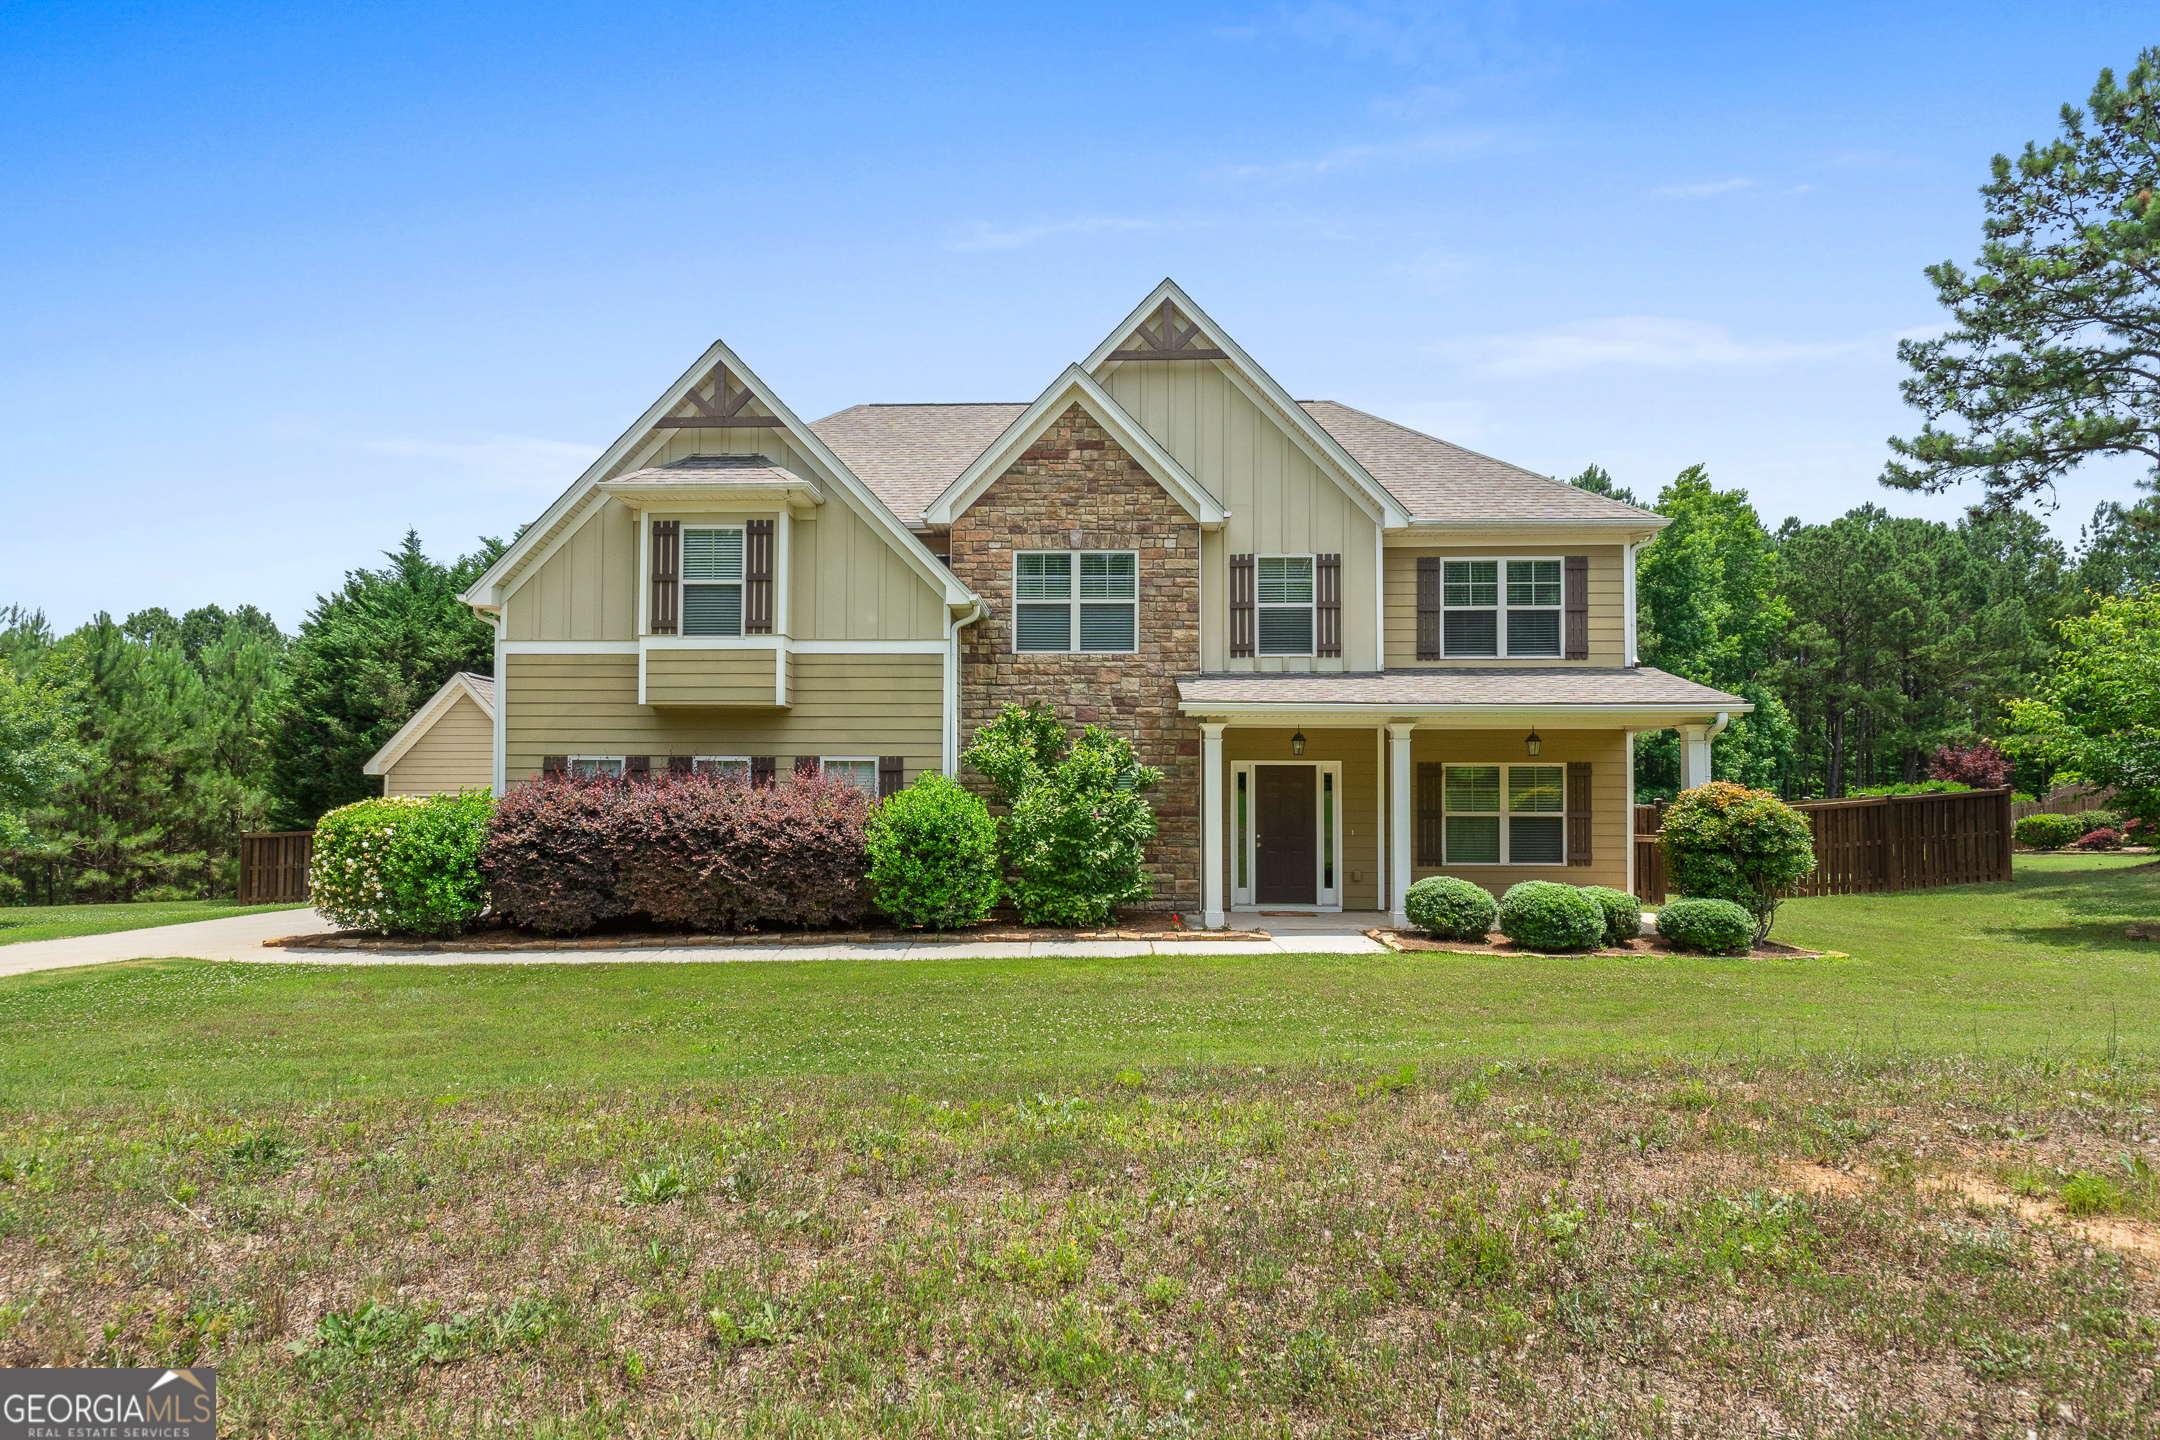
[267,911,1271,953]
[1365,928,1839,960]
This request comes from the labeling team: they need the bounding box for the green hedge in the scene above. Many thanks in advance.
[1580,886,1644,947]
[2013,813,2082,850]
[866,775,1001,930]
[311,791,493,937]
[1496,881,1606,951]
[1403,875,1497,941]
[1655,897,1755,954]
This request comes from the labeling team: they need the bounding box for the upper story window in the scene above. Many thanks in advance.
[1256,555,1314,656]
[1013,551,1137,653]
[1443,558,1562,658]
[682,526,745,636]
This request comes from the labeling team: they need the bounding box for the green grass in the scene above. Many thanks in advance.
[0,898,305,947]
[0,854,2152,1107]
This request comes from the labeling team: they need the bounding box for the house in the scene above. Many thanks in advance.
[457,280,1749,927]
[361,672,494,796]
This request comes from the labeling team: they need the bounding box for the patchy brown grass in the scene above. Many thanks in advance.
[3,1057,2158,1436]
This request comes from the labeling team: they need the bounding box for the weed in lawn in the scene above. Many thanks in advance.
[619,1162,691,1206]
[2062,1171,2126,1215]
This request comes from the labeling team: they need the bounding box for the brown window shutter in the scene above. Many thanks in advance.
[1315,554,1341,658]
[650,520,680,635]
[1567,760,1593,866]
[1416,557,1441,661]
[1564,555,1589,660]
[542,755,568,776]
[744,519,775,635]
[667,755,693,777]
[878,755,904,797]
[794,756,818,777]
[1415,761,1444,866]
[625,755,650,780]
[750,755,775,788]
[1230,554,1255,658]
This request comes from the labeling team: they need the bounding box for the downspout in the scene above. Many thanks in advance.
[945,598,984,776]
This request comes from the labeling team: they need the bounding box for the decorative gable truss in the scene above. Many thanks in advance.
[654,364,785,428]
[1108,299,1229,361]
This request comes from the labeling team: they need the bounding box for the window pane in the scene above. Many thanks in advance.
[1445,765,1500,813]
[1078,602,1135,651]
[693,758,748,776]
[1509,766,1566,813]
[1443,560,1498,607]
[1080,552,1135,599]
[1015,552,1071,599]
[1507,609,1561,656]
[570,758,622,778]
[1256,556,1313,604]
[1445,815,1501,864]
[1507,559,1562,607]
[1015,602,1071,651]
[1510,816,1565,864]
[1235,771,1247,889]
[1323,773,1334,889]
[683,583,742,636]
[682,527,744,582]
[824,759,878,794]
[1443,610,1498,656]
[1257,605,1312,655]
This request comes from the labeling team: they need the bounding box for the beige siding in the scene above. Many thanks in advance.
[1406,728,1629,895]
[1104,359,1380,672]
[1384,546,1627,668]
[788,496,948,642]
[1219,727,1382,912]
[504,652,942,781]
[382,694,494,796]
[505,497,639,641]
[644,649,779,707]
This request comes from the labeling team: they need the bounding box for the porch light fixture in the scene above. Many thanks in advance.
[1525,728,1543,757]
[1291,730,1307,757]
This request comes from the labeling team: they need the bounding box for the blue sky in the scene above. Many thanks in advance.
[2,1,2152,631]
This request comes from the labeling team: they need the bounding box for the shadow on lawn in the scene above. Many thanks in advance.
[1993,861,2160,954]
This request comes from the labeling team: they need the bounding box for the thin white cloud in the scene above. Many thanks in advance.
[364,434,600,493]
[943,215,1187,252]
[1652,177,1754,199]
[1224,127,1504,181]
[1444,317,1879,376]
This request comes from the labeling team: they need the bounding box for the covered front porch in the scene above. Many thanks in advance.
[1177,670,1751,929]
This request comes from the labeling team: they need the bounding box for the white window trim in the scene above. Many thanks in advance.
[819,755,881,795]
[1439,762,1568,866]
[1228,759,1343,912]
[568,754,626,778]
[1441,555,1565,660]
[1010,549,1139,655]
[1255,553,1317,658]
[681,523,748,639]
[692,754,751,775]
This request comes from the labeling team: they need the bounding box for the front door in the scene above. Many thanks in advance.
[1254,764,1317,904]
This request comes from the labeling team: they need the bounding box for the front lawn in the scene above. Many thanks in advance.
[0,898,306,947]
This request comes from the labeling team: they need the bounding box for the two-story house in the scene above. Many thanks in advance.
[442,280,1749,928]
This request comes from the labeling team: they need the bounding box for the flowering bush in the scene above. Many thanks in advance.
[311,791,493,936]
[866,774,1001,929]
[1928,740,2013,790]
[1661,783,1816,944]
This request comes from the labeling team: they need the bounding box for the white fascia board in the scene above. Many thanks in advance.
[1083,279,1413,529]
[924,365,1228,528]
[362,674,495,775]
[1172,701,1756,728]
[1387,517,1668,541]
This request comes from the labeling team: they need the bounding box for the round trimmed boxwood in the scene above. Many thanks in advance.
[1403,875,1498,941]
[1496,881,1606,951]
[2013,812,2082,851]
[1580,885,1644,947]
[1656,897,1755,954]
[865,773,1002,929]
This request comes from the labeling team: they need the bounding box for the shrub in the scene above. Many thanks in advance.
[481,776,632,934]
[1403,876,1497,941]
[2076,827,2125,851]
[1928,740,2012,790]
[1661,783,1815,944]
[866,774,1001,929]
[2074,809,2122,834]
[1495,881,1605,951]
[2013,812,2082,851]
[963,705,1161,928]
[1580,885,1643,947]
[1849,780,1971,797]
[1656,897,1755,954]
[311,791,493,937]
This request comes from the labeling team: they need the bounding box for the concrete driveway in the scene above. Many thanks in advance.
[0,906,339,979]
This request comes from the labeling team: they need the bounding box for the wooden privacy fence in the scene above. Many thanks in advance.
[1633,789,2013,904]
[239,831,313,904]
[2009,785,2116,823]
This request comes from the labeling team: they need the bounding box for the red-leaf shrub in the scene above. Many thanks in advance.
[2076,827,2125,851]
[480,770,872,935]
[1928,740,2012,790]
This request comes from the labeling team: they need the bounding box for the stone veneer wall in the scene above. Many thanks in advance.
[947,402,1201,909]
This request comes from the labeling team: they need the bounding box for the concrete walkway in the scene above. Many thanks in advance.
[0,908,1388,978]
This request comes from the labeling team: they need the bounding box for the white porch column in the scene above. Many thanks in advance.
[1387,722,1415,927]
[1200,721,1227,929]
[1676,712,1730,792]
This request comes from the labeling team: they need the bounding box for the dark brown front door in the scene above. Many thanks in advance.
[1255,765,1317,904]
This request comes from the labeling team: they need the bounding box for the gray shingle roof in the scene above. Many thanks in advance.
[1297,402,1662,525]
[811,403,1028,526]
[459,673,494,706]
[1176,668,1747,710]
[606,454,805,488]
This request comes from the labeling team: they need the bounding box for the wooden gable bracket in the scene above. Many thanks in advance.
[1107,299,1229,361]
[654,364,786,428]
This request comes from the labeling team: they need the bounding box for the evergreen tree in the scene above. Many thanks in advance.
[1567,464,1642,508]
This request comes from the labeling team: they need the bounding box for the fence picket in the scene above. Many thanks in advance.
[239,831,313,905]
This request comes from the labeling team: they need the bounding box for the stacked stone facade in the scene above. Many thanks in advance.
[947,403,1201,908]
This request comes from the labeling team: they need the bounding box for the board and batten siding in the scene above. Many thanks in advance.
[1384,545,1627,668]
[381,693,494,796]
[506,497,640,641]
[503,653,943,781]
[1406,728,1629,895]
[1102,359,1380,672]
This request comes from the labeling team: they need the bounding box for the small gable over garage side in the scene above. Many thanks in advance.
[363,674,496,797]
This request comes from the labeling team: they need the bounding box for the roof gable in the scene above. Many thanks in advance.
[362,673,495,776]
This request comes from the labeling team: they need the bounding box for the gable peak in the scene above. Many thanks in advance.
[1108,297,1229,362]
[657,362,782,430]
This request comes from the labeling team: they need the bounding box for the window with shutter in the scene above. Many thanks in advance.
[1438,556,1565,657]
[1416,556,1440,661]
[649,522,680,636]
[745,519,775,635]
[624,755,651,778]
[1315,554,1341,658]
[682,526,745,636]
[1230,554,1255,657]
[1439,763,1567,864]
[1256,556,1315,656]
[1566,761,1593,865]
[1563,555,1589,660]
[693,756,750,777]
